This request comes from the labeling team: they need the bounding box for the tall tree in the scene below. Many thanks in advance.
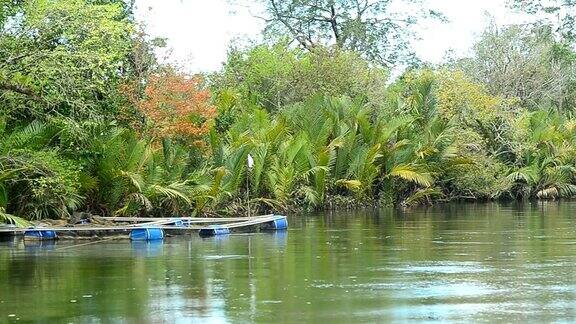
[243,0,444,66]
[511,0,576,41]
[455,24,576,112]
[0,0,134,123]
[126,69,216,143]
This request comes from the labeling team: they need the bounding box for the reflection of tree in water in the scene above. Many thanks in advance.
[3,204,576,321]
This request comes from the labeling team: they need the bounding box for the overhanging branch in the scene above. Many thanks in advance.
[0,82,43,102]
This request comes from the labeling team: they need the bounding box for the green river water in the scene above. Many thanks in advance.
[2,202,576,322]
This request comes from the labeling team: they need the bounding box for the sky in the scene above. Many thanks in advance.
[134,0,531,73]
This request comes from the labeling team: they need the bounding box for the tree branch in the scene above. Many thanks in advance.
[269,0,314,50]
[329,5,341,45]
[0,82,43,102]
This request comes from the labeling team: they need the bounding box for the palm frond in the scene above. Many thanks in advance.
[389,164,433,187]
[335,179,362,191]
[0,208,30,228]
[404,187,444,206]
[148,183,192,205]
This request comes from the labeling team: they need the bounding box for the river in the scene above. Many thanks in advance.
[2,202,576,322]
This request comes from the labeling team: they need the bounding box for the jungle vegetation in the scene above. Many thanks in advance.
[2,0,576,225]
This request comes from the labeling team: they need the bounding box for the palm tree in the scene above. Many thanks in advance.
[508,111,576,199]
[0,118,83,221]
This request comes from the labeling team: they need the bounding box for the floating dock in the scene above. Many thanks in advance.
[0,214,288,240]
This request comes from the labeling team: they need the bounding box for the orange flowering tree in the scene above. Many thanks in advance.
[134,70,216,143]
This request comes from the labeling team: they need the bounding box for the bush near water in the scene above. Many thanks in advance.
[3,1,576,224]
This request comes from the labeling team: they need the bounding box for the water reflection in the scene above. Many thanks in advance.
[396,261,491,274]
[2,202,576,322]
[23,241,56,253]
[268,230,288,249]
[201,233,231,244]
[130,240,164,257]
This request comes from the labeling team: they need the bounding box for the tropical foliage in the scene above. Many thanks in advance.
[2,0,576,226]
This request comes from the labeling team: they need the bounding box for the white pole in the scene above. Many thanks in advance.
[246,154,254,219]
[246,166,250,219]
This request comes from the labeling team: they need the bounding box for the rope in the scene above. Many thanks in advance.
[52,237,117,251]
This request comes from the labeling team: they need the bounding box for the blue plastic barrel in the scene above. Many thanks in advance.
[130,227,164,241]
[199,226,230,237]
[24,229,58,240]
[270,216,288,230]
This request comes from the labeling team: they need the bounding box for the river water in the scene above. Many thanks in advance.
[2,202,576,322]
